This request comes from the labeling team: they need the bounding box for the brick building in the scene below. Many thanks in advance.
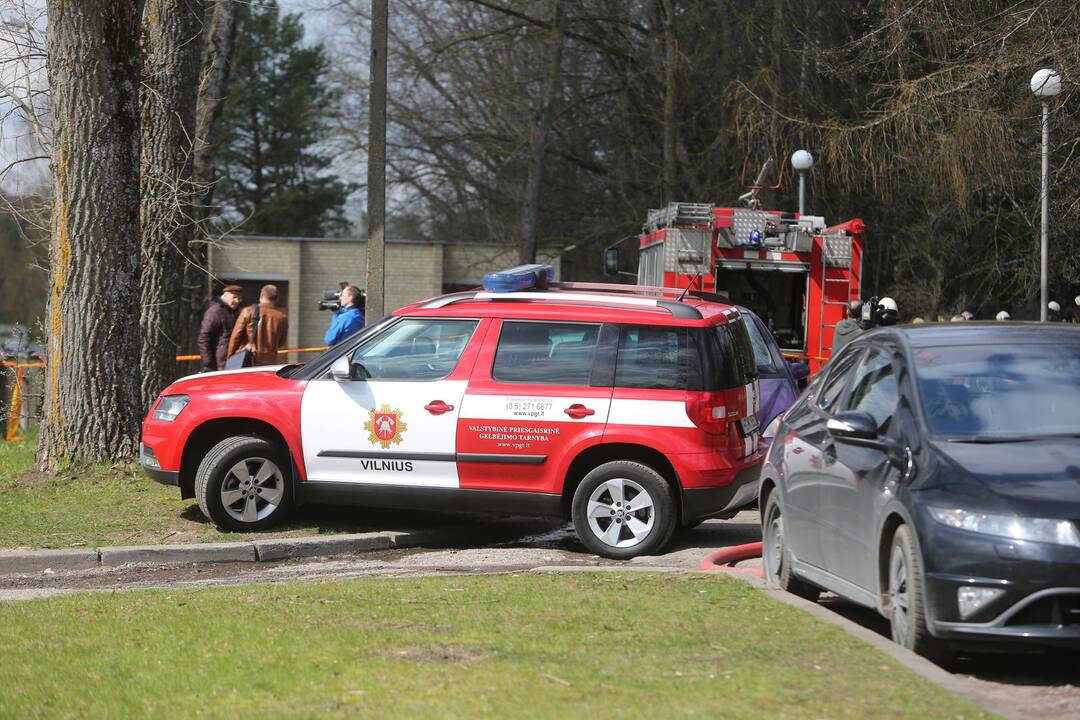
[209,235,564,355]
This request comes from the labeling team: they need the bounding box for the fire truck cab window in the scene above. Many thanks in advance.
[715,269,806,352]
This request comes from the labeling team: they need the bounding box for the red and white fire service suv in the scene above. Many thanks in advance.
[141,265,763,558]
[635,200,865,374]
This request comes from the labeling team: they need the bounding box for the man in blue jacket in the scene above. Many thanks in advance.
[324,285,366,346]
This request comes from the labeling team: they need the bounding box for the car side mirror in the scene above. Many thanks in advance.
[789,361,810,381]
[604,247,620,276]
[827,410,880,442]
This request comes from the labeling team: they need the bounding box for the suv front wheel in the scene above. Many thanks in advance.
[571,461,676,559]
[195,436,293,531]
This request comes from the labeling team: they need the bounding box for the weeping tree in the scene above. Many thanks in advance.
[38,0,144,468]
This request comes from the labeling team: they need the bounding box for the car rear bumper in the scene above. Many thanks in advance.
[681,461,761,523]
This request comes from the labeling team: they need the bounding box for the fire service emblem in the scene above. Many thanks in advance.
[365,405,406,449]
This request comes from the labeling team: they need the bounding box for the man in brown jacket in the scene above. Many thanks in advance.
[227,284,288,366]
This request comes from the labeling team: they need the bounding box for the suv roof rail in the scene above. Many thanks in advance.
[418,287,705,319]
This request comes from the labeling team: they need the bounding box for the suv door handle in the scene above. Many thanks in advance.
[424,400,455,415]
[564,404,595,419]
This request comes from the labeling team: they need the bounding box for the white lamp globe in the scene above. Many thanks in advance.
[1030,69,1062,98]
[791,149,814,171]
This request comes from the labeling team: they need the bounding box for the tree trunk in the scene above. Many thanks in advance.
[38,1,144,469]
[519,0,565,265]
[660,0,677,202]
[365,0,389,322]
[179,0,239,357]
[140,0,206,407]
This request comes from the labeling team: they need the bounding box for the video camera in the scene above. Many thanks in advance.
[317,290,342,312]
[317,288,366,313]
[860,295,898,327]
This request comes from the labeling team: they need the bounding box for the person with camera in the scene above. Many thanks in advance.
[324,285,366,346]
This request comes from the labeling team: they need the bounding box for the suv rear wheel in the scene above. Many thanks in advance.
[195,436,293,531]
[571,461,676,559]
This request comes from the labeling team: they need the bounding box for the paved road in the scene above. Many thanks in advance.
[2,507,1077,718]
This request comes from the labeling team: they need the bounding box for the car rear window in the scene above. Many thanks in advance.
[493,321,600,386]
[615,326,689,390]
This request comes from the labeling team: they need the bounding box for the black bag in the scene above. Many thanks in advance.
[224,303,260,370]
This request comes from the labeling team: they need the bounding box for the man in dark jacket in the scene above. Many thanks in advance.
[831,299,864,355]
[198,285,242,372]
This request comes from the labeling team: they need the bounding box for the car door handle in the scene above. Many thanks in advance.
[564,404,595,419]
[424,400,455,415]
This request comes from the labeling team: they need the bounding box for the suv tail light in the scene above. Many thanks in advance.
[686,391,733,436]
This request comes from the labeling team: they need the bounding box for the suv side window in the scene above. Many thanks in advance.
[493,321,600,386]
[740,315,781,376]
[845,348,899,429]
[350,318,478,381]
[615,326,687,390]
[818,348,862,412]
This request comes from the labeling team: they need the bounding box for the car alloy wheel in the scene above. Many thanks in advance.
[889,542,911,647]
[585,477,655,549]
[219,456,286,523]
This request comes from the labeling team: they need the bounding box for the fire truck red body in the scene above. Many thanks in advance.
[636,203,865,374]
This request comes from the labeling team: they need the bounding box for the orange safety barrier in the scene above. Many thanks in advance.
[5,366,24,441]
[175,346,329,362]
[1,361,45,368]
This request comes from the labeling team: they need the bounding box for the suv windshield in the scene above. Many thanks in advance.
[916,343,1080,439]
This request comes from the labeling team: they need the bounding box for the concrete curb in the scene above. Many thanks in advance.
[0,527,477,576]
[0,549,100,574]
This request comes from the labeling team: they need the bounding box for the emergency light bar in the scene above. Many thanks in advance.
[482,264,555,293]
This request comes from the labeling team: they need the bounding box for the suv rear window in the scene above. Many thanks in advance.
[695,319,759,390]
[493,321,600,386]
[615,326,689,390]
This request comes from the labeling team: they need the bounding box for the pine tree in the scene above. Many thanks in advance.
[215,0,349,237]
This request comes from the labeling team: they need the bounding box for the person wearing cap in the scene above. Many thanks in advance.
[1048,301,1062,322]
[995,310,1011,321]
[198,284,243,372]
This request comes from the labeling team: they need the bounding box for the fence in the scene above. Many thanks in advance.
[2,345,328,442]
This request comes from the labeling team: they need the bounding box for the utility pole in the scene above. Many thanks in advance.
[365,0,388,323]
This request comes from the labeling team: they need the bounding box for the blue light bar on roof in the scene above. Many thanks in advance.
[482,264,555,293]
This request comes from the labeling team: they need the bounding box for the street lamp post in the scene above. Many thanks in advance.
[791,150,814,216]
[1031,68,1061,321]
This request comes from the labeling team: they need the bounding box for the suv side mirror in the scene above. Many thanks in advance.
[330,356,352,381]
[604,247,620,276]
[789,361,810,381]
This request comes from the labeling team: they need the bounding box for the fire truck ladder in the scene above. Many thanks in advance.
[819,233,854,353]
[644,202,713,232]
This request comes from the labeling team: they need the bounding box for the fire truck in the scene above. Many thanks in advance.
[634,196,865,375]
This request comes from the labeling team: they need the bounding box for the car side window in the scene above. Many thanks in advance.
[818,348,862,412]
[615,326,687,390]
[350,318,478,381]
[492,321,600,386]
[845,348,899,429]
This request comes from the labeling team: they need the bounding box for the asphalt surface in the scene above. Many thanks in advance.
[1,508,1077,718]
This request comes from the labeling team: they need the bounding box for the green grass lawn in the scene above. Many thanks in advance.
[0,435,484,549]
[0,573,992,719]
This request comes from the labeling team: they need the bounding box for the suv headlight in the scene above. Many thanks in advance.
[153,395,190,422]
[929,507,1080,547]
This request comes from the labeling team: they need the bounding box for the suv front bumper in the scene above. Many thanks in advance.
[139,443,179,486]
